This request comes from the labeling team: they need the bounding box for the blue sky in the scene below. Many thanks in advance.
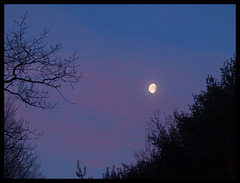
[4,4,235,178]
[54,4,235,52]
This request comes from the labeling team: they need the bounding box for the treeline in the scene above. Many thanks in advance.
[95,56,236,179]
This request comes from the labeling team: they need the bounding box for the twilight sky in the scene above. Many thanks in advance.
[4,4,235,178]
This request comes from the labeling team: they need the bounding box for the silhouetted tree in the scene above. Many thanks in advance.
[4,13,83,109]
[76,160,86,179]
[4,97,44,179]
[102,165,122,179]
[176,56,236,178]
[120,56,236,178]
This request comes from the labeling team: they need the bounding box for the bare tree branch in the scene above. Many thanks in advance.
[4,13,83,109]
[4,97,44,179]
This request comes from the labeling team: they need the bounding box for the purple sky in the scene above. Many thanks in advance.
[4,4,235,178]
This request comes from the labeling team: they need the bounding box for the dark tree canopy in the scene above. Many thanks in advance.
[4,13,83,109]
[118,56,236,178]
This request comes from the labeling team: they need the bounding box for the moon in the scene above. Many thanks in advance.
[149,83,157,93]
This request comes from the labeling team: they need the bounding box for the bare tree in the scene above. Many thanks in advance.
[4,13,83,109]
[76,160,86,179]
[4,97,44,179]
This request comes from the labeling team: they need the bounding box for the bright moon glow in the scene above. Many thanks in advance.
[149,83,157,93]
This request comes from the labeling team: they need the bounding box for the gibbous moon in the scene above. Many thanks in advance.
[149,83,157,93]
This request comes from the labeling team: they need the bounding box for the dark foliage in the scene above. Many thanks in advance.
[119,56,236,178]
